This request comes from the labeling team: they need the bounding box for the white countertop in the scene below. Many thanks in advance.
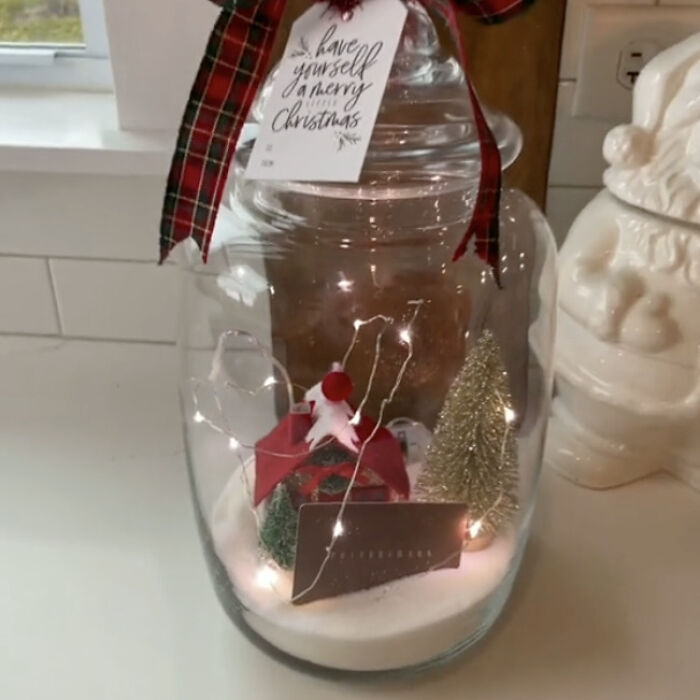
[2,336,699,700]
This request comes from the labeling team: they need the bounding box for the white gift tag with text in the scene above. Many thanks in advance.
[246,0,407,182]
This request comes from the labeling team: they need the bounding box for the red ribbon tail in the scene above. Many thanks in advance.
[159,0,285,264]
[425,0,503,284]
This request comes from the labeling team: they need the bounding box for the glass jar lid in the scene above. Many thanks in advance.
[235,0,521,202]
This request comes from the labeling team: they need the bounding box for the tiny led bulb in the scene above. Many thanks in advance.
[255,564,279,589]
[228,436,240,450]
[469,519,483,539]
[353,319,362,330]
[333,520,345,538]
[263,376,276,387]
[504,407,516,424]
[193,411,205,424]
[399,328,412,344]
[350,411,362,426]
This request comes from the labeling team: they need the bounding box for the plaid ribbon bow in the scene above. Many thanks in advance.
[159,0,535,282]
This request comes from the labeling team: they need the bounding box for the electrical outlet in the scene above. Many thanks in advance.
[616,39,661,89]
[573,5,700,122]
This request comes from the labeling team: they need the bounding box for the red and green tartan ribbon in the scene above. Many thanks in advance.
[159,0,535,283]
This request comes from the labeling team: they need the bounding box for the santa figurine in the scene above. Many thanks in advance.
[547,33,700,491]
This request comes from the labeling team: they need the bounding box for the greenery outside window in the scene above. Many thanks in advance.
[0,0,111,90]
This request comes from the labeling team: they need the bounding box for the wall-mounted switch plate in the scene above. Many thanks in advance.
[573,5,700,122]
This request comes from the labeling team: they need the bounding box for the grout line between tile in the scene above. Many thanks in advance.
[0,330,176,347]
[0,253,165,265]
[547,184,601,191]
[0,331,264,352]
[45,258,64,336]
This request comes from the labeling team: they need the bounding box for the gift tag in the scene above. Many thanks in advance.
[246,0,408,182]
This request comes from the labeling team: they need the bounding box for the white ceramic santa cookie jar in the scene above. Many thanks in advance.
[546,32,700,491]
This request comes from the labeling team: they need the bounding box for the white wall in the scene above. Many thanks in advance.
[546,0,700,246]
[103,0,219,130]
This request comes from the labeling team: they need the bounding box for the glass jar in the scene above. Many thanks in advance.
[178,1,556,675]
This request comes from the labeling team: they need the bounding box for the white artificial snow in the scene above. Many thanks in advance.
[211,459,517,671]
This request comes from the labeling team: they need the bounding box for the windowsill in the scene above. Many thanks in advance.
[0,89,176,176]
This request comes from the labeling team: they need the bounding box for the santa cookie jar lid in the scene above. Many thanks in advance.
[603,33,700,226]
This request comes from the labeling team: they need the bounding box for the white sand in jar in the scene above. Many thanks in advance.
[211,459,516,671]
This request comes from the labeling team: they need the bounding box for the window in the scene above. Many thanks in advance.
[0,0,111,90]
[0,0,83,43]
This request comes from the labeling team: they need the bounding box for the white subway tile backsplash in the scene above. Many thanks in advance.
[549,82,615,187]
[0,172,165,261]
[0,257,59,334]
[50,259,179,342]
[546,186,599,246]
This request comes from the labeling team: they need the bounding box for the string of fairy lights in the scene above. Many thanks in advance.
[190,300,517,597]
[291,299,425,603]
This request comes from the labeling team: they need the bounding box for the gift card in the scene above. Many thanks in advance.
[292,501,468,604]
